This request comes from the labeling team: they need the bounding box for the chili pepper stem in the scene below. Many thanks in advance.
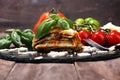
[49,8,58,14]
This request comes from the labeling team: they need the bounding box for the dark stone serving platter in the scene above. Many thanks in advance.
[0,49,120,63]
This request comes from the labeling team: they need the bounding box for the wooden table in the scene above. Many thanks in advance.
[0,58,120,80]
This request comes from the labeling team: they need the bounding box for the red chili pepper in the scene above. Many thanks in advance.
[33,12,49,34]
[33,10,66,34]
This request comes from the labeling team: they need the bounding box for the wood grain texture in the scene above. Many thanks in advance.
[5,63,78,80]
[75,59,120,80]
[0,59,15,80]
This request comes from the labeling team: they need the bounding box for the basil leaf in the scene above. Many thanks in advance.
[35,19,57,39]
[0,34,12,49]
[11,31,21,47]
[23,29,33,33]
[21,29,34,49]
[49,14,60,21]
[0,39,11,49]
[22,29,34,40]
[64,18,74,29]
[0,34,11,40]
[57,18,71,30]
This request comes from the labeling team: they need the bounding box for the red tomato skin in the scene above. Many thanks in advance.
[107,30,120,46]
[78,30,91,45]
[33,12,66,34]
[91,30,107,46]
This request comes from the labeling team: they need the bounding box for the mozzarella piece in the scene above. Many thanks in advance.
[61,29,77,37]
[77,53,91,57]
[64,29,77,35]
[101,22,120,32]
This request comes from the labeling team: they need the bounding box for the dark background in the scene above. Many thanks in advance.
[0,0,120,29]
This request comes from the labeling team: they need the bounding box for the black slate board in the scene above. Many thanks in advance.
[0,50,120,63]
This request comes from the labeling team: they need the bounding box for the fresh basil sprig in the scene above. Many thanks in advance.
[57,18,70,30]
[21,29,34,49]
[11,30,21,47]
[0,29,34,49]
[35,19,57,39]
[35,15,74,39]
[0,34,11,49]
[58,18,74,30]
[64,18,74,29]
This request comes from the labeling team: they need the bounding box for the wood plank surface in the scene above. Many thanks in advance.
[75,59,120,80]
[0,59,15,80]
[5,63,78,80]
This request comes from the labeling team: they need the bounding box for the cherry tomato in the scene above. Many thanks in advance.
[33,11,66,34]
[88,19,100,28]
[75,18,84,25]
[107,30,120,46]
[85,17,100,30]
[91,30,107,46]
[85,17,94,23]
[78,30,91,45]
